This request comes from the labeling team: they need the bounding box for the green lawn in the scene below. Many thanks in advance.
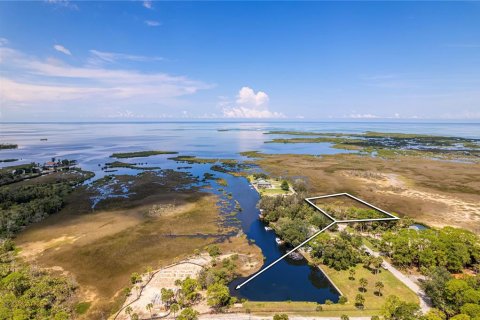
[242,264,418,317]
[321,263,419,310]
[247,175,292,197]
[242,301,381,317]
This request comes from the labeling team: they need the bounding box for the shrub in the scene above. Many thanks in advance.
[339,296,348,304]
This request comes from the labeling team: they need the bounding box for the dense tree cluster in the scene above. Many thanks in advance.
[198,256,238,289]
[380,227,480,273]
[0,171,90,237]
[0,240,77,319]
[366,223,480,320]
[310,232,365,270]
[259,193,331,246]
[381,295,421,320]
[421,267,480,319]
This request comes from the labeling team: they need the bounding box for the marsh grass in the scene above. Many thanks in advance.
[15,172,227,318]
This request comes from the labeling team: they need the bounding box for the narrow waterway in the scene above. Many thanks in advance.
[224,173,339,303]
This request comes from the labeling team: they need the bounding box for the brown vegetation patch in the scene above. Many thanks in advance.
[253,153,480,233]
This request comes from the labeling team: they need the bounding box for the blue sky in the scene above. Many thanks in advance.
[0,1,479,121]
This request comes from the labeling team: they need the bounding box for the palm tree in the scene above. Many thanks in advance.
[349,268,356,280]
[359,278,368,292]
[355,294,365,308]
[131,313,139,320]
[373,257,383,275]
[146,303,154,318]
[375,281,384,296]
[146,266,154,280]
[125,306,133,317]
[170,303,180,317]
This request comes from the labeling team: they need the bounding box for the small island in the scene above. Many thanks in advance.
[110,150,178,158]
[0,143,18,150]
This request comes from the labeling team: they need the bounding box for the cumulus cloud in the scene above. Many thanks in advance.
[222,87,285,118]
[0,46,213,110]
[142,0,153,9]
[53,44,71,56]
[144,20,161,27]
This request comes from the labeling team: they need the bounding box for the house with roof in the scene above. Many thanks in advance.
[256,179,272,189]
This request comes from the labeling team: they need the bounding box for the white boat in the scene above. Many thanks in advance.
[275,237,284,245]
[288,251,303,260]
[264,226,272,231]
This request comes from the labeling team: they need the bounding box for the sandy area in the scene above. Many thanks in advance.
[115,254,213,320]
[342,170,480,228]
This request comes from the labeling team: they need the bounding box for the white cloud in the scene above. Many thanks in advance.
[0,46,213,109]
[145,20,161,27]
[222,86,285,118]
[236,86,269,107]
[0,38,8,46]
[142,0,153,9]
[45,0,78,10]
[347,113,380,119]
[88,49,163,64]
[53,44,71,56]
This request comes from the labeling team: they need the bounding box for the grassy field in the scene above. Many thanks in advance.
[15,172,230,319]
[242,263,418,317]
[321,263,419,309]
[243,301,381,317]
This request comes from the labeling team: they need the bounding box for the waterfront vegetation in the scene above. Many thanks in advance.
[259,193,332,245]
[0,143,18,149]
[103,160,161,170]
[110,150,178,158]
[0,170,93,237]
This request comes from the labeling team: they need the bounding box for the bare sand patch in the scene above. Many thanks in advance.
[341,170,480,228]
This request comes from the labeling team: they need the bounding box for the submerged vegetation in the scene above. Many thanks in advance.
[265,131,480,159]
[103,161,161,170]
[110,150,178,158]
